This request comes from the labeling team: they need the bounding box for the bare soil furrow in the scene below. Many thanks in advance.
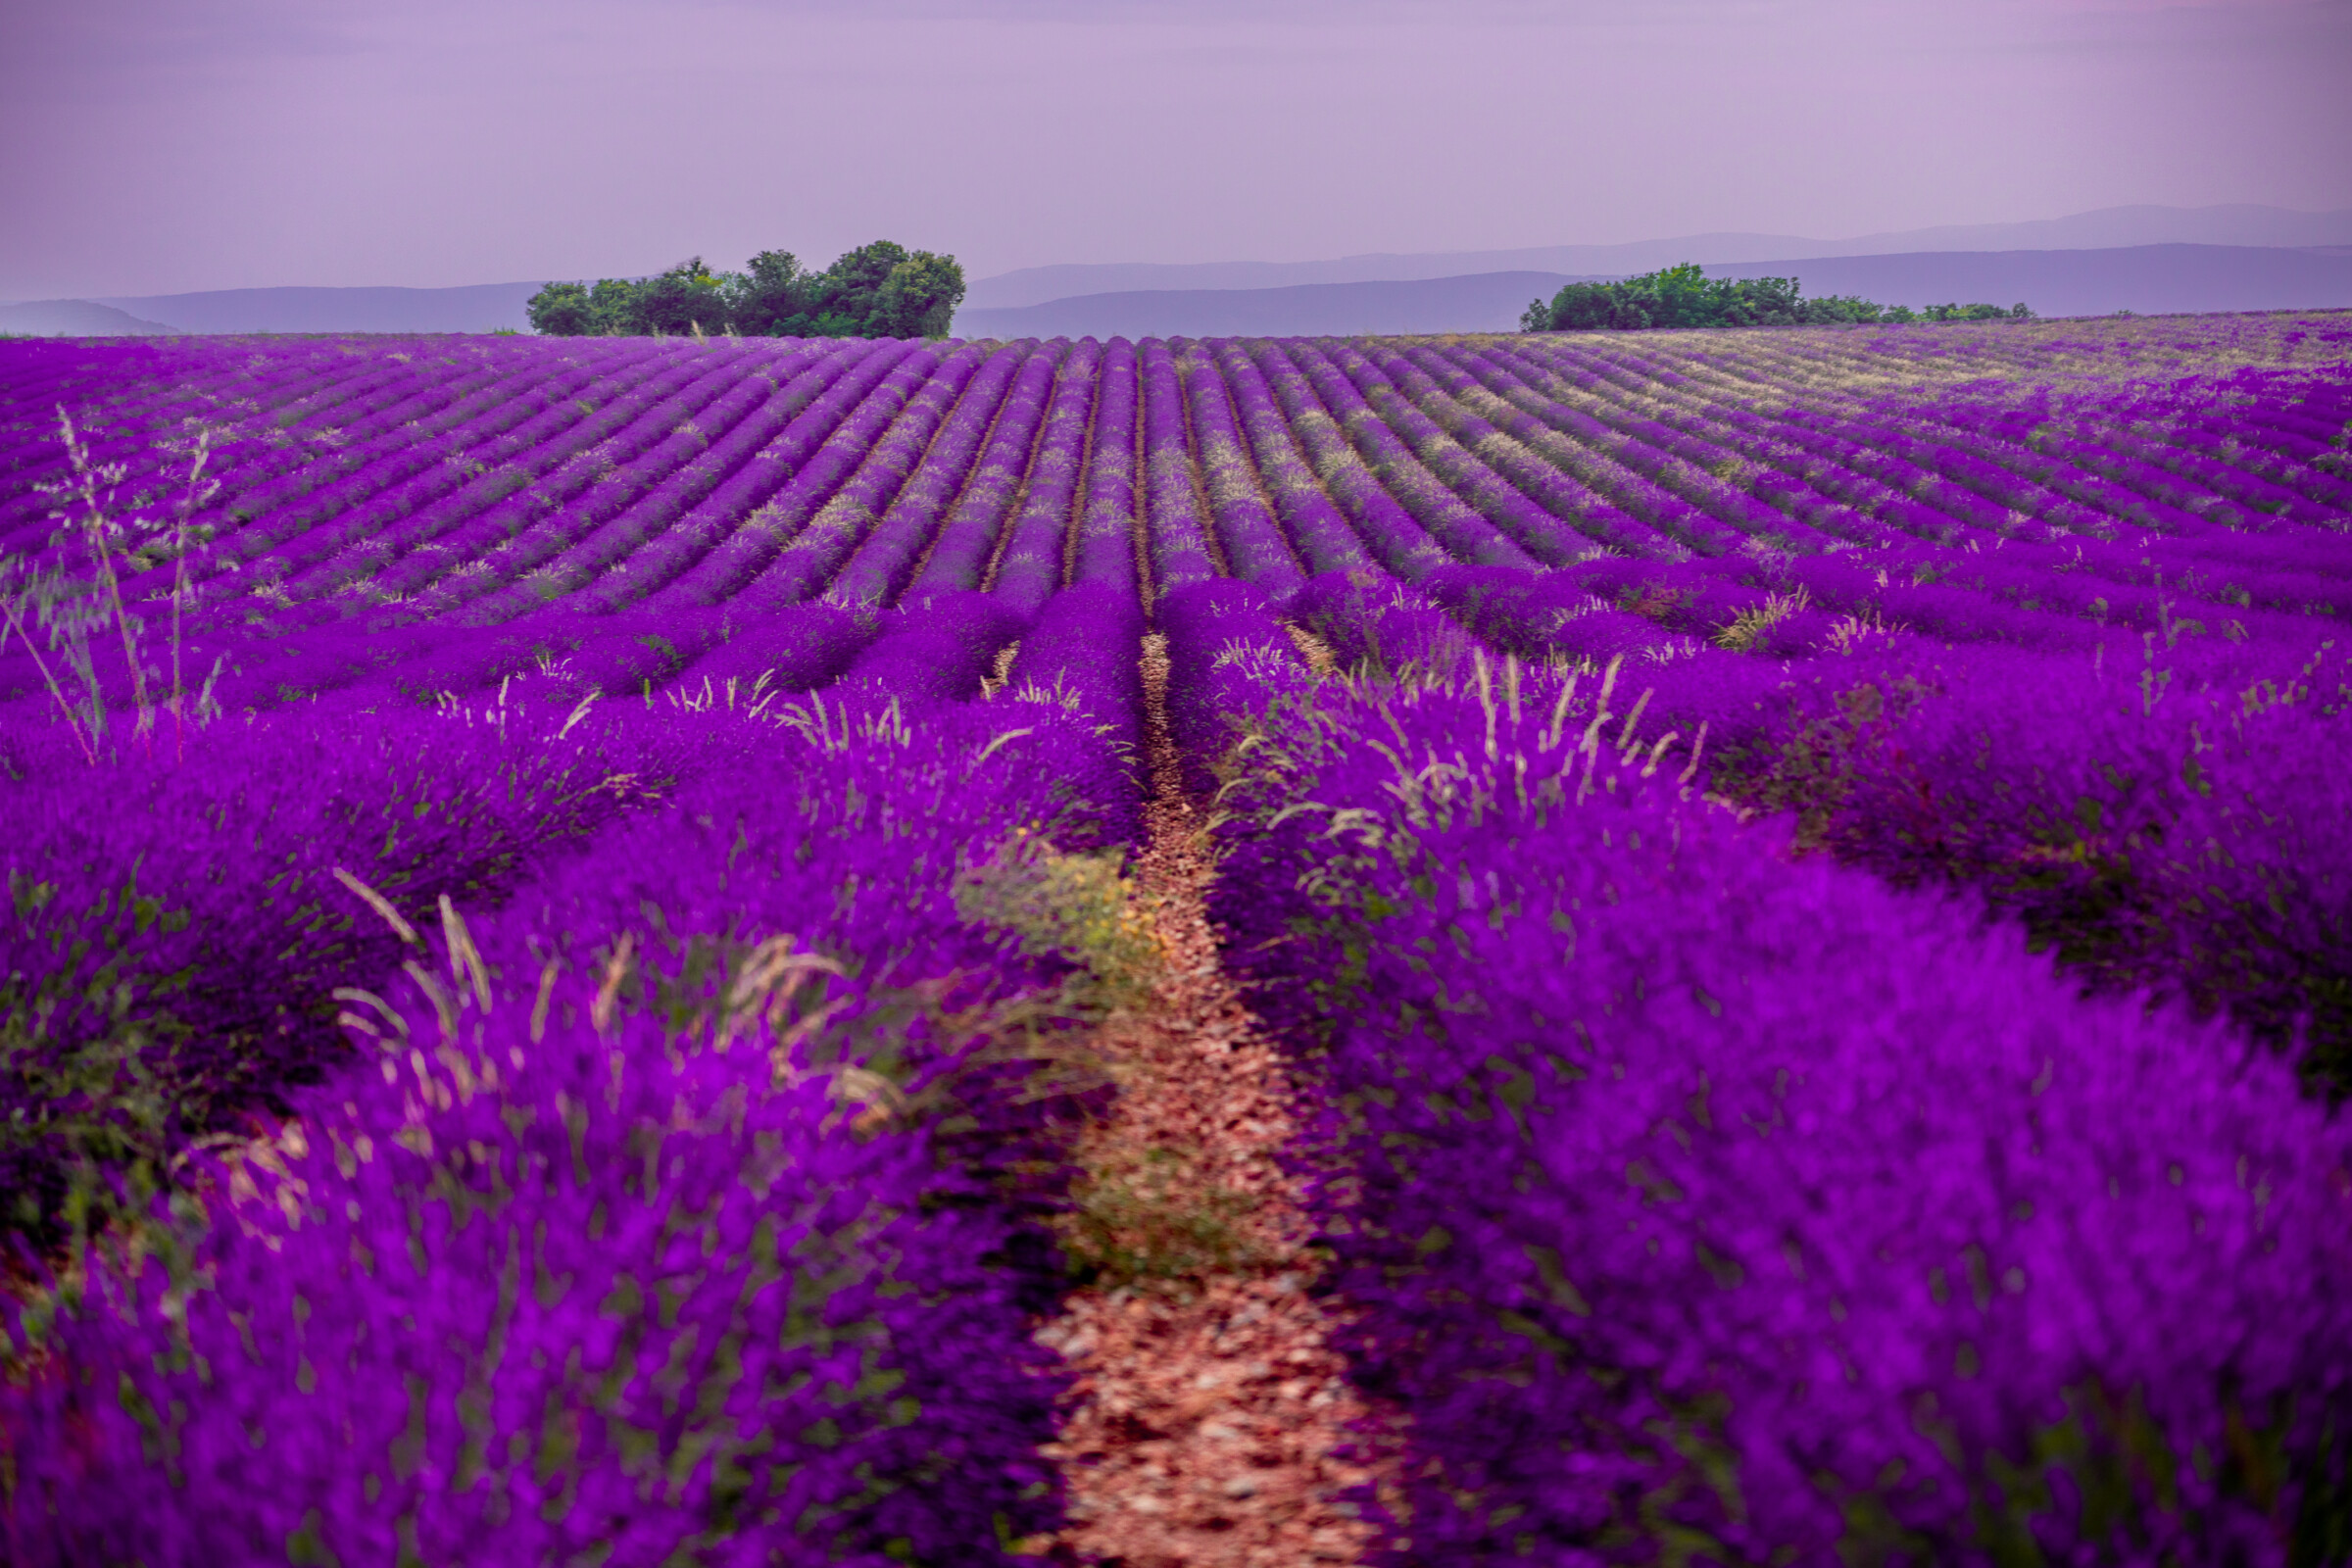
[1029,641,1400,1568]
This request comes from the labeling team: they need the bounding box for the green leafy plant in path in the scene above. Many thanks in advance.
[956,838,1163,1016]
[1059,1141,1266,1286]
[956,826,1276,1288]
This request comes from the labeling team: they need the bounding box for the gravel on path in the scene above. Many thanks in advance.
[1025,636,1402,1567]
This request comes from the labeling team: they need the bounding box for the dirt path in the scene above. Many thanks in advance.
[1026,637,1399,1567]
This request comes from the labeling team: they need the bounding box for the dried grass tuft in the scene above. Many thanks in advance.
[956,838,1163,1012]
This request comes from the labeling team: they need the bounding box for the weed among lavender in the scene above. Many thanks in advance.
[957,839,1163,1011]
[0,413,222,760]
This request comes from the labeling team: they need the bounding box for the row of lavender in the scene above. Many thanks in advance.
[1,579,1151,1561]
[2,319,2346,725]
[1153,328,2352,1551]
[1153,328,2352,1560]
[1199,641,2352,1563]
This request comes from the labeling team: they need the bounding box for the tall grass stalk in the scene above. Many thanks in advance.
[0,410,220,763]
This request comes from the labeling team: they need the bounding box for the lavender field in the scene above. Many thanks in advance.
[4,314,2351,1565]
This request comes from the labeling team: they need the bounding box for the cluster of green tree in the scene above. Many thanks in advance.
[1521,264,2034,332]
[526,242,965,339]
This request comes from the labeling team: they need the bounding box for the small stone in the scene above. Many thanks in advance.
[1221,1474,1260,1499]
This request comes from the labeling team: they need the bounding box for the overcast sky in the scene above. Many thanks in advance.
[4,0,2347,298]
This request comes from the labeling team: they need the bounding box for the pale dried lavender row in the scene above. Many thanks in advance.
[1239,335,1453,580]
[0,342,415,534]
[745,340,990,606]
[1275,339,1540,568]
[1444,339,1911,551]
[421,346,827,620]
[458,340,850,617]
[643,337,929,608]
[1340,341,1661,564]
[342,347,763,606]
[569,339,876,611]
[209,341,659,596]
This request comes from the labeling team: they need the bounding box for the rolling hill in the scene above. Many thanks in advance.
[956,245,2352,339]
[962,204,2352,310]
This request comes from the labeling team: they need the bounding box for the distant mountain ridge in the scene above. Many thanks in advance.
[963,205,2352,310]
[90,283,540,334]
[956,271,1605,340]
[954,245,2352,340]
[0,300,182,337]
[8,209,2351,339]
[0,283,539,336]
[1706,245,2352,321]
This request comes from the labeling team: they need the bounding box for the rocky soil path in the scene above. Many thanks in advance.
[1025,637,1399,1567]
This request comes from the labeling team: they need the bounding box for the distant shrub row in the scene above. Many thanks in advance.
[526,241,965,339]
[1523,262,2033,332]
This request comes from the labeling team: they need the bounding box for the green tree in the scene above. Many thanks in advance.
[525,281,597,336]
[524,240,966,339]
[1920,301,2029,321]
[1623,262,1716,327]
[1523,264,2025,334]
[526,276,647,336]
[1527,281,1648,331]
[1717,274,1803,325]
[1796,293,1887,324]
[586,278,639,333]
[628,258,730,335]
[727,250,811,336]
[817,240,909,320]
[866,251,966,338]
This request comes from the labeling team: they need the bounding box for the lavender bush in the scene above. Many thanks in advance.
[1213,668,2352,1565]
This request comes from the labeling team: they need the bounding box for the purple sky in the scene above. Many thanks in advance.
[5,0,2348,298]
